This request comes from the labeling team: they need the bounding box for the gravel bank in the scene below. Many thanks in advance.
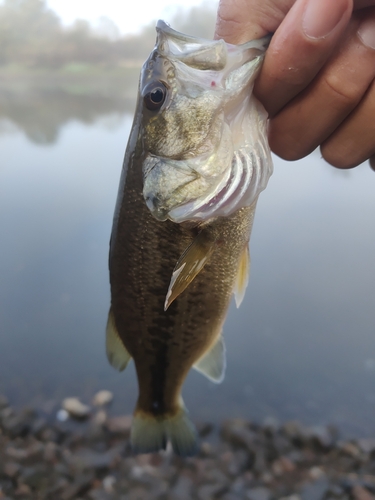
[1,393,375,500]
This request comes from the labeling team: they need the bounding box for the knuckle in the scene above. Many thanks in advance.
[322,72,363,105]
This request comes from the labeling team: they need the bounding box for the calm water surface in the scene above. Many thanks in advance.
[1,93,375,437]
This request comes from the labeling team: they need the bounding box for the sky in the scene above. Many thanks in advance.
[46,0,216,34]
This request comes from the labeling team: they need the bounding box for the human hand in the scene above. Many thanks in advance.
[215,0,375,170]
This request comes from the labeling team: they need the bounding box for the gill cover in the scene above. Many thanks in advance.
[140,20,273,224]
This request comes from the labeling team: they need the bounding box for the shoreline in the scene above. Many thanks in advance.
[1,392,374,499]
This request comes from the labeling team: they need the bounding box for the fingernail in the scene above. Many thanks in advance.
[358,16,375,50]
[302,0,349,39]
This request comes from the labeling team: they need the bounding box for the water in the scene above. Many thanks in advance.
[1,90,375,437]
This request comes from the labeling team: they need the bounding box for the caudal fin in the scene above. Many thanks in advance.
[131,407,198,457]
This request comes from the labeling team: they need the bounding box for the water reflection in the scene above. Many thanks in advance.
[0,73,138,144]
[0,88,374,437]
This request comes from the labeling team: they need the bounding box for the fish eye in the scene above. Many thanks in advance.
[143,82,167,111]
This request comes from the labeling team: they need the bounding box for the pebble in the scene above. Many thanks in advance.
[1,391,375,500]
[62,397,91,419]
[92,391,114,407]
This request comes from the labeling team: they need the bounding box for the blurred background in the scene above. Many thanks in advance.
[0,0,375,438]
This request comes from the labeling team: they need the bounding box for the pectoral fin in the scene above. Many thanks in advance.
[164,229,217,311]
[106,308,131,371]
[234,245,250,308]
[193,335,226,384]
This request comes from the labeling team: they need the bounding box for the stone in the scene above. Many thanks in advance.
[300,478,330,500]
[197,483,228,500]
[1,409,36,438]
[3,462,21,478]
[352,486,375,500]
[358,439,375,455]
[60,473,94,500]
[62,398,91,419]
[0,395,9,410]
[106,415,132,435]
[169,475,194,500]
[308,426,336,449]
[221,419,256,450]
[92,391,114,407]
[246,487,272,500]
[272,456,296,476]
[102,475,116,493]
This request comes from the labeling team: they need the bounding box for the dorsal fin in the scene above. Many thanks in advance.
[106,308,131,371]
[234,245,250,308]
[164,229,217,311]
[193,335,226,383]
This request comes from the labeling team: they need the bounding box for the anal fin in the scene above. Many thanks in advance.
[106,308,131,371]
[193,335,226,384]
[164,228,217,311]
[234,245,250,308]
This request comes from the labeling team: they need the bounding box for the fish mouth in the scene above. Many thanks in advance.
[144,194,169,222]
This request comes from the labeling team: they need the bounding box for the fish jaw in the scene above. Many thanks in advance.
[140,21,273,224]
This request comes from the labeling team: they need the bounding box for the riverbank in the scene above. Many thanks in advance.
[1,393,374,500]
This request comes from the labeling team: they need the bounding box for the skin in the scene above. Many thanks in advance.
[215,0,375,170]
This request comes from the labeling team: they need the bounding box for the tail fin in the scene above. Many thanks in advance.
[131,407,198,457]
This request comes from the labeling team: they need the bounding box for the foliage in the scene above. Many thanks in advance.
[0,0,217,69]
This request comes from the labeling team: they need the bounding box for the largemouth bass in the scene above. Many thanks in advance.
[107,20,273,456]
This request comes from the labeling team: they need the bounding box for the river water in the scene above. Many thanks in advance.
[0,90,374,437]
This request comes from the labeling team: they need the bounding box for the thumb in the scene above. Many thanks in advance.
[215,0,295,43]
[215,0,353,117]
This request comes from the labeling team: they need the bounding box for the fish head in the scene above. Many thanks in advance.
[139,20,272,223]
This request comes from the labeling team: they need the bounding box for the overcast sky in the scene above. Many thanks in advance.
[46,0,215,34]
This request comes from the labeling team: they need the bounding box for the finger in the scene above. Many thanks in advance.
[215,0,295,43]
[268,9,375,161]
[354,0,375,8]
[320,78,375,169]
[254,0,353,116]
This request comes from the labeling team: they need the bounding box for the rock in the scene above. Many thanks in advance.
[3,462,21,478]
[62,398,91,419]
[272,456,296,476]
[1,408,36,437]
[14,483,32,496]
[60,473,94,500]
[282,421,307,445]
[358,439,375,455]
[308,425,336,449]
[102,475,116,493]
[105,415,132,435]
[196,422,214,438]
[20,464,48,489]
[352,486,375,500]
[221,419,256,450]
[246,487,272,500]
[92,410,107,427]
[300,478,330,500]
[197,483,228,500]
[92,390,114,407]
[0,395,9,410]
[169,475,194,500]
[66,447,119,471]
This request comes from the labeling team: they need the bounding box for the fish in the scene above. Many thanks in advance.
[107,20,273,457]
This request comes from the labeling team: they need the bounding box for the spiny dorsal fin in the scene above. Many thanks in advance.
[193,335,226,384]
[234,245,250,308]
[164,229,217,311]
[106,308,131,371]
